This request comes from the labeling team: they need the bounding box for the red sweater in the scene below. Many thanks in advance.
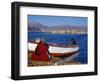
[31,41,50,61]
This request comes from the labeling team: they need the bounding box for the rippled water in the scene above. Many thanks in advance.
[28,32,88,64]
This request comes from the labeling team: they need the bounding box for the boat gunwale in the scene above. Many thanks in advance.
[29,42,79,48]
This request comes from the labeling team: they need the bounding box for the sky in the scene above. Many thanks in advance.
[28,15,88,26]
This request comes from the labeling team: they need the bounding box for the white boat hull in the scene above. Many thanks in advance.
[28,43,79,57]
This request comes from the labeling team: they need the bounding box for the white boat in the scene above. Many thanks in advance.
[28,42,79,57]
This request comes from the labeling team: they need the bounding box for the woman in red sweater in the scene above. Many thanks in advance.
[31,40,51,61]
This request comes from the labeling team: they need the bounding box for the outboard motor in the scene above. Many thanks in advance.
[71,38,77,45]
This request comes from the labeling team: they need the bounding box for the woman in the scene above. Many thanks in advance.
[31,40,51,61]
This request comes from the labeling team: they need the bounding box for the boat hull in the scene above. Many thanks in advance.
[28,43,79,57]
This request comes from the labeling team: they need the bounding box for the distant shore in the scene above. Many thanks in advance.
[28,31,87,35]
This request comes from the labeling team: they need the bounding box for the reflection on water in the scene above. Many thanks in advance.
[54,53,80,65]
[64,52,79,61]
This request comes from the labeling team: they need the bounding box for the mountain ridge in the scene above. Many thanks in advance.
[28,22,87,34]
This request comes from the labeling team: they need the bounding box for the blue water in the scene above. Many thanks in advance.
[28,32,88,64]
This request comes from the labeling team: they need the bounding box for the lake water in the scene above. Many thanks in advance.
[28,32,88,64]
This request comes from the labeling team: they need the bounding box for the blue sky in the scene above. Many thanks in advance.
[28,15,87,26]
